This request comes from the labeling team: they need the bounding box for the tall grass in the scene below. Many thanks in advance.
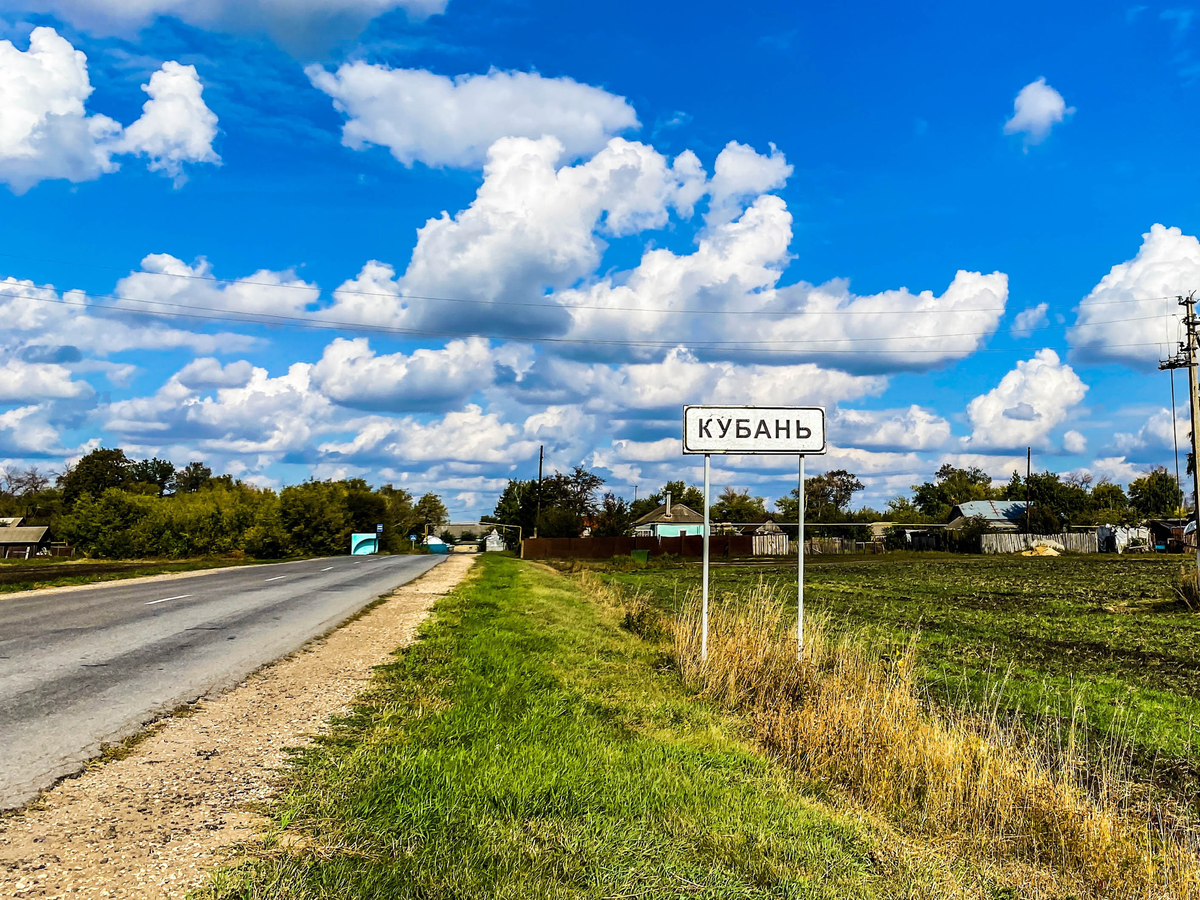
[668,583,1200,899]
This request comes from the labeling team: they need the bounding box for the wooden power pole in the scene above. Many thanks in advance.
[1159,292,1200,575]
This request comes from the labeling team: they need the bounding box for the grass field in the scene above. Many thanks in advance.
[201,555,983,899]
[591,553,1200,804]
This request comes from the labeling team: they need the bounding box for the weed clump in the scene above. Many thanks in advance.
[672,586,1200,899]
[1174,566,1200,611]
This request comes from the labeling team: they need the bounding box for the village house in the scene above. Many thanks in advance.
[632,493,706,537]
[945,500,1029,531]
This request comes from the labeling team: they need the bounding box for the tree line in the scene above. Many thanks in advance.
[488,462,1188,540]
[0,448,450,559]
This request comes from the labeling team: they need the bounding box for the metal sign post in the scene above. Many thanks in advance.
[702,454,711,660]
[683,405,826,660]
[797,455,805,656]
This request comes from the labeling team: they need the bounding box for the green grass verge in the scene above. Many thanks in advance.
[595,554,1200,800]
[0,556,299,595]
[198,555,938,899]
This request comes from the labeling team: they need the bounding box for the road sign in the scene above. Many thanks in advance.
[376,524,384,533]
[683,406,826,455]
[683,405,826,661]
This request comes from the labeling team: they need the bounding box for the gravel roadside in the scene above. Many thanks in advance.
[0,554,476,899]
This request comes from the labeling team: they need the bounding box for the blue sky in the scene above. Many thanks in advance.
[0,0,1198,516]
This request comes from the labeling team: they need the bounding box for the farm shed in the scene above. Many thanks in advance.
[632,499,705,537]
[946,500,1029,531]
[1147,519,1186,553]
[0,526,53,559]
[0,517,25,527]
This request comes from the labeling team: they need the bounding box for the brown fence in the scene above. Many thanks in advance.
[521,535,754,560]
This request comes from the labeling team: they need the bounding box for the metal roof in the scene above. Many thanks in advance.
[0,526,49,544]
[633,502,705,525]
[949,500,1028,523]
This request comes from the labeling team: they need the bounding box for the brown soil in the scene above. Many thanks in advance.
[0,555,476,899]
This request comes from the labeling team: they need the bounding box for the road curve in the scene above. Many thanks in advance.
[0,553,445,810]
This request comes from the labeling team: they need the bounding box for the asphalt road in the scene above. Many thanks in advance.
[0,553,445,810]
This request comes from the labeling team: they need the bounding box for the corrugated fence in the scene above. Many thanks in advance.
[979,532,1098,554]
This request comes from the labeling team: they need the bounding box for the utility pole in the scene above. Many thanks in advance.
[533,445,544,539]
[1026,447,1031,538]
[1159,292,1200,576]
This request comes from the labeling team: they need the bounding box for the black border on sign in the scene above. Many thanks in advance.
[681,405,828,455]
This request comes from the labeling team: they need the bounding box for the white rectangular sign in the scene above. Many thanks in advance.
[683,405,826,455]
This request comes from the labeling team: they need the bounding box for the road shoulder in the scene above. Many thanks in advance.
[0,554,476,900]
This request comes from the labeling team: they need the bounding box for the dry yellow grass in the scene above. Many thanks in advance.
[660,583,1200,899]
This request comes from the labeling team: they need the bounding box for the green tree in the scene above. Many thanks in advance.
[911,464,996,521]
[537,505,584,538]
[884,496,927,523]
[592,492,634,537]
[709,486,768,522]
[59,448,132,507]
[777,470,865,521]
[489,479,538,538]
[1092,481,1128,510]
[630,479,705,519]
[379,485,421,548]
[1128,467,1183,518]
[414,493,449,534]
[130,457,176,496]
[175,462,212,493]
[278,481,349,556]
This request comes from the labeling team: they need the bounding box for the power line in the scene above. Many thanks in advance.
[0,286,1183,357]
[0,250,1181,317]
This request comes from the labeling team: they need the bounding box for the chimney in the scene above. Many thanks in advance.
[664,491,672,518]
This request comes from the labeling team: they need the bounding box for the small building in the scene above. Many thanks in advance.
[440,522,486,541]
[484,529,507,552]
[633,499,705,537]
[0,525,52,559]
[946,500,1029,531]
[1148,519,1187,553]
[0,517,25,528]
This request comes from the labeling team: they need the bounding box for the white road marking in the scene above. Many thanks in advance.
[145,594,191,606]
[320,566,334,572]
[264,575,287,582]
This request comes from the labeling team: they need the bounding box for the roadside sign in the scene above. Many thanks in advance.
[683,405,826,661]
[683,406,826,455]
[376,524,384,533]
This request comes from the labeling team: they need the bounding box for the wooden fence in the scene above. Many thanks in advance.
[752,533,790,556]
[979,532,1098,554]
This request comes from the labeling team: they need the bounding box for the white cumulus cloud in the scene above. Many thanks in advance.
[0,273,257,356]
[114,254,318,317]
[312,337,517,411]
[1112,406,1189,456]
[1004,77,1074,145]
[1063,429,1088,453]
[307,64,639,168]
[705,140,792,225]
[325,136,704,334]
[965,349,1088,449]
[1069,224,1200,367]
[114,62,220,183]
[831,405,951,451]
[0,28,219,192]
[0,358,92,402]
[1012,302,1049,334]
